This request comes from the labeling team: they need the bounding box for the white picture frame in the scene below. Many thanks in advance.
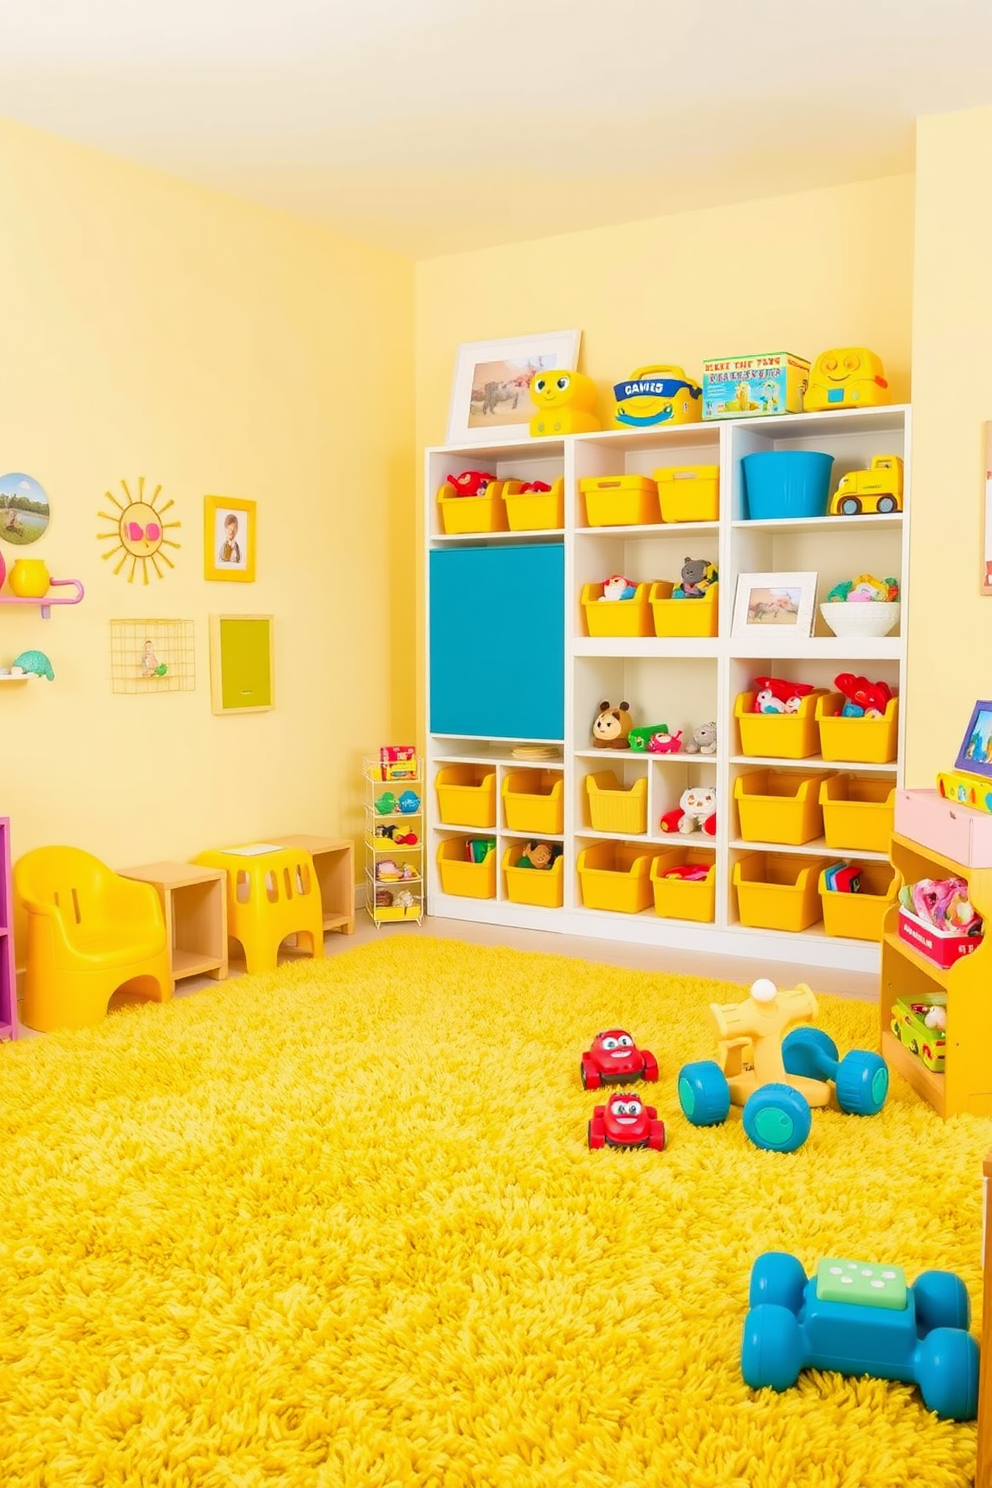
[446,329,582,446]
[732,572,818,639]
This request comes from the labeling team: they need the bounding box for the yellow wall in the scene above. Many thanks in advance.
[414,173,915,736]
[909,106,992,784]
[0,119,414,871]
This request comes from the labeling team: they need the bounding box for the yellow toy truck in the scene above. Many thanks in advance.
[828,454,904,517]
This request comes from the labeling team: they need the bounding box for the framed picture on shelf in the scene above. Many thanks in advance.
[732,572,818,639]
[955,700,992,779]
[204,496,256,583]
[446,329,581,446]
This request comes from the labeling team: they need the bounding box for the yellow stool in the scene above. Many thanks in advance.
[193,842,325,975]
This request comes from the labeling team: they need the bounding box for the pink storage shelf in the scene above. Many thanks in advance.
[0,577,85,619]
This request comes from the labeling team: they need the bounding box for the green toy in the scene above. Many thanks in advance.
[375,791,397,815]
[13,649,54,681]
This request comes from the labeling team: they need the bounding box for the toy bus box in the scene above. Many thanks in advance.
[701,353,810,421]
[379,745,418,781]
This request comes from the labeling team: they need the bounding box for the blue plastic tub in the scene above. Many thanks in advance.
[742,451,834,520]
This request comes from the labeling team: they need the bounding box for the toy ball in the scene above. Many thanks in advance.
[804,347,890,412]
[612,364,702,429]
[13,649,54,681]
[397,790,421,814]
[529,369,601,438]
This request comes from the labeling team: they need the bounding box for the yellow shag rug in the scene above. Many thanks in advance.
[0,937,988,1488]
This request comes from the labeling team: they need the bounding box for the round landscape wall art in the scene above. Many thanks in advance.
[0,472,50,546]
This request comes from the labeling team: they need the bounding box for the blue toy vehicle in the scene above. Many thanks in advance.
[742,1251,980,1420]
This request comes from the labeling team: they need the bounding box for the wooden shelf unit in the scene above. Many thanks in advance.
[119,861,228,986]
[275,834,355,935]
[879,831,992,1118]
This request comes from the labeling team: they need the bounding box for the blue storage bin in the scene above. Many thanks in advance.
[741,452,834,520]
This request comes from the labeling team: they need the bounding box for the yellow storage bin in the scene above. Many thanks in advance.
[585,771,648,835]
[816,694,899,764]
[502,770,564,834]
[502,476,565,531]
[819,861,898,942]
[650,848,716,922]
[502,846,564,908]
[436,479,510,536]
[650,580,719,638]
[579,474,660,527]
[375,899,422,921]
[734,769,833,846]
[733,852,829,932]
[654,464,720,523]
[580,582,654,637]
[819,774,896,853]
[577,841,668,913]
[437,837,497,898]
[734,691,830,760]
[435,766,497,828]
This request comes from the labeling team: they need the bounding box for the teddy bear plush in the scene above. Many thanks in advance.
[592,700,633,749]
[684,721,717,755]
[673,558,717,599]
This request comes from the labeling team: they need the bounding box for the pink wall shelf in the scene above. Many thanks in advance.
[0,577,84,619]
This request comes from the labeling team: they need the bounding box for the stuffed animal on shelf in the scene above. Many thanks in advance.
[672,558,717,598]
[685,722,717,755]
[834,672,892,719]
[392,889,418,909]
[599,575,637,601]
[592,700,634,749]
[516,841,560,870]
[752,678,816,714]
[648,730,682,754]
[660,785,717,837]
[529,369,601,437]
[445,470,496,497]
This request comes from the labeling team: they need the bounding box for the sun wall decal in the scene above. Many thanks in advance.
[97,477,181,583]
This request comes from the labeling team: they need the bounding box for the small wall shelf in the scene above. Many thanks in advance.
[0,577,85,619]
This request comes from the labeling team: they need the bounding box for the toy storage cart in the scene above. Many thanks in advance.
[364,759,424,925]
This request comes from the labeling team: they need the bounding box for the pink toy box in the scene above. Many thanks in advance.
[897,907,983,969]
[895,789,992,868]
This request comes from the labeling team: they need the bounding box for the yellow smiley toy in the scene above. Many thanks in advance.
[804,347,891,411]
[529,369,601,437]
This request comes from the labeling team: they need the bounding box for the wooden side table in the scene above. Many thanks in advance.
[273,834,355,935]
[978,1148,992,1488]
[119,861,228,986]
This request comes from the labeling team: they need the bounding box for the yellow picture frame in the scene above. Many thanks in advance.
[208,614,274,714]
[204,495,256,583]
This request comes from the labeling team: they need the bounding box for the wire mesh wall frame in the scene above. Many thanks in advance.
[110,618,195,694]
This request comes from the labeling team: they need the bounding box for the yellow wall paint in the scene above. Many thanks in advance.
[414,173,915,734]
[0,119,414,872]
[909,106,992,785]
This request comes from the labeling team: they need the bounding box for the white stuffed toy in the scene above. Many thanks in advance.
[599,574,636,601]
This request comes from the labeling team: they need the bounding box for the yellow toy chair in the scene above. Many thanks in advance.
[14,846,172,1032]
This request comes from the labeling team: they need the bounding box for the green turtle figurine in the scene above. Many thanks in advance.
[13,649,54,681]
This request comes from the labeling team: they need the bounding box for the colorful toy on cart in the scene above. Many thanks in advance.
[612,364,702,428]
[741,1251,979,1421]
[890,995,947,1073]
[581,1029,659,1090]
[529,370,601,437]
[804,347,891,412]
[677,977,889,1153]
[828,455,904,515]
[588,1090,666,1151]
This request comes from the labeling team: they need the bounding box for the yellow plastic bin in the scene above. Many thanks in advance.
[577,842,668,913]
[733,852,829,932]
[580,582,654,638]
[579,474,660,527]
[734,691,830,760]
[502,476,565,531]
[816,694,899,764]
[436,480,510,536]
[650,580,719,638]
[437,837,497,898]
[502,846,564,908]
[819,774,897,853]
[734,769,834,845]
[502,770,564,834]
[650,848,716,923]
[435,766,497,828]
[819,861,898,941]
[585,771,648,835]
[654,464,720,523]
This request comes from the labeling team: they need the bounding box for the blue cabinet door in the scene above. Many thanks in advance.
[429,544,564,739]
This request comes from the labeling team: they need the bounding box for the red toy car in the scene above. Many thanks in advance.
[581,1028,659,1089]
[588,1091,666,1150]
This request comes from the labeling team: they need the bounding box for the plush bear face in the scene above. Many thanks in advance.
[593,700,632,745]
[681,558,710,588]
[681,786,716,819]
[693,722,716,748]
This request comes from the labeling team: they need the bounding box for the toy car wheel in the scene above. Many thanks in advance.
[877,496,897,514]
[581,1062,599,1091]
[838,496,861,515]
[648,1119,666,1151]
[742,1084,811,1153]
[677,1061,731,1127]
[642,1052,660,1083]
[588,1120,605,1150]
[834,1050,889,1115]
[915,1327,980,1420]
[741,1304,804,1392]
[749,1251,807,1313]
[781,1026,839,1079]
[914,1270,971,1333]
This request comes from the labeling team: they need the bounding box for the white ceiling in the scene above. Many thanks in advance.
[3,0,992,258]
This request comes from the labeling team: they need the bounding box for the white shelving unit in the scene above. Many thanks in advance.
[363,760,425,926]
[424,404,910,971]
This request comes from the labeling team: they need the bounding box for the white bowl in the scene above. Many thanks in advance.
[819,600,900,638]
